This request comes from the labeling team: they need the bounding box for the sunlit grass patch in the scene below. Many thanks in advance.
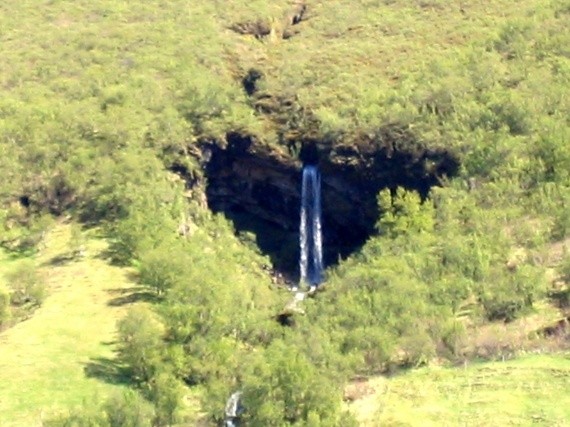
[349,354,570,426]
[0,224,141,426]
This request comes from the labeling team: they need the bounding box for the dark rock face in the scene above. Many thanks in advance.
[203,133,300,232]
[198,130,459,276]
[242,68,263,96]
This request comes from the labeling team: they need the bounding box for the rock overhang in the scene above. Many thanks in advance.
[180,129,459,274]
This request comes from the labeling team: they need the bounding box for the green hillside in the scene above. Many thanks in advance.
[349,354,570,426]
[0,0,569,426]
[0,225,140,426]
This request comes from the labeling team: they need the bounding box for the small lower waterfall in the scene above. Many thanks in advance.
[299,165,324,289]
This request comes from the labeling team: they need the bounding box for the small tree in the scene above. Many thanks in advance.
[377,188,435,237]
[240,340,351,426]
[148,372,184,427]
[139,246,184,296]
[479,265,546,321]
[117,307,164,384]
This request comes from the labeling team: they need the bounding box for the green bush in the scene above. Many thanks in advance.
[377,188,435,237]
[6,261,46,307]
[479,265,546,321]
[117,307,165,384]
[560,253,570,283]
[45,391,153,427]
[398,329,437,368]
[139,245,185,296]
[104,390,154,427]
[439,319,467,358]
[0,288,10,326]
[239,340,354,427]
[43,406,108,427]
[551,191,570,240]
[148,372,184,427]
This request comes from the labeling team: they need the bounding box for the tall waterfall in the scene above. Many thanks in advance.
[299,165,324,289]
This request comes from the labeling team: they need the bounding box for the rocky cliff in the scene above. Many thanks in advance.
[174,126,459,275]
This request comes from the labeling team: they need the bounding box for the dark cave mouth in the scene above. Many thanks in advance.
[200,133,460,279]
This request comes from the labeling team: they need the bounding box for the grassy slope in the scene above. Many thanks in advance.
[344,239,570,426]
[349,354,570,426]
[0,1,568,425]
[1,0,566,148]
[0,224,138,426]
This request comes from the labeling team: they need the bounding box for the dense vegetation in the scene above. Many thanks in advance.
[1,0,569,425]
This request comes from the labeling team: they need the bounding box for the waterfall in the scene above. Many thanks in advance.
[299,165,323,290]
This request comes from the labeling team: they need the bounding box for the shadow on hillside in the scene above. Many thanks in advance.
[106,286,159,306]
[549,288,570,309]
[95,247,116,262]
[124,270,140,282]
[84,356,132,386]
[42,253,76,267]
[95,245,142,268]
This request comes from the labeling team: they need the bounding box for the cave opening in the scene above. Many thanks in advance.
[201,132,459,281]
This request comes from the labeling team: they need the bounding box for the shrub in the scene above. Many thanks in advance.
[42,406,108,427]
[551,192,570,240]
[479,265,546,321]
[67,223,86,259]
[398,328,437,367]
[104,390,154,427]
[148,372,184,427]
[0,288,10,326]
[6,261,46,307]
[440,319,467,358]
[44,392,153,427]
[117,306,165,384]
[139,246,185,296]
[239,340,353,427]
[377,188,435,237]
[560,253,570,283]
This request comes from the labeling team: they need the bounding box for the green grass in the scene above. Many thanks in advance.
[0,224,140,426]
[349,354,570,426]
